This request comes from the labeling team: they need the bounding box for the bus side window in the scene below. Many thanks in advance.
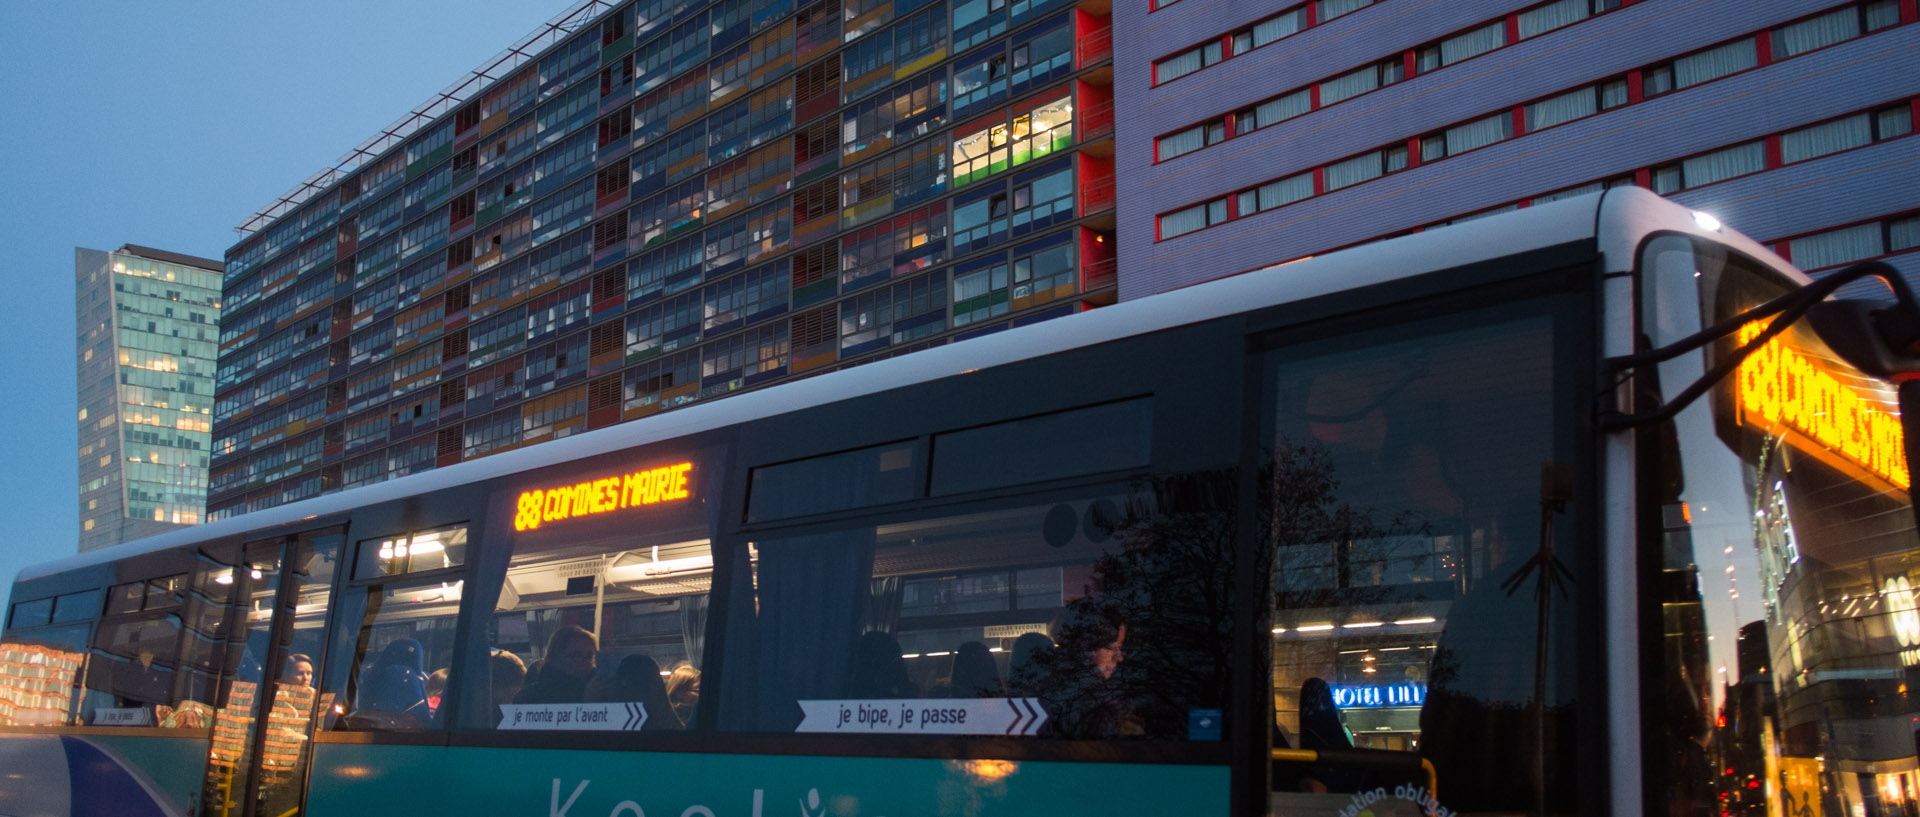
[0,584,98,727]
[717,482,1225,741]
[84,576,188,727]
[459,457,719,732]
[1264,299,1581,809]
[336,584,460,731]
[332,526,468,732]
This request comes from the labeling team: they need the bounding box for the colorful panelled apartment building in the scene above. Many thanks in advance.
[209,0,1919,518]
[76,245,223,551]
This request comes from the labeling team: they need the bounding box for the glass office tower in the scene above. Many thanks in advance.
[76,245,223,551]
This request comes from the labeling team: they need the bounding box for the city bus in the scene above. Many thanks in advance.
[4,188,1917,817]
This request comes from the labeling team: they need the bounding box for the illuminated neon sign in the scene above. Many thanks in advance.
[1737,321,1909,490]
[1331,683,1426,709]
[514,462,693,532]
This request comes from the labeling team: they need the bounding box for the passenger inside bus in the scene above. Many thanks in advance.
[516,625,598,704]
[426,668,448,713]
[1039,606,1141,739]
[850,631,914,698]
[282,654,315,688]
[488,648,527,723]
[946,641,1003,697]
[589,654,680,730]
[666,664,700,725]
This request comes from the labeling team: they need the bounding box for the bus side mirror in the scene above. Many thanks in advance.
[1809,297,1920,381]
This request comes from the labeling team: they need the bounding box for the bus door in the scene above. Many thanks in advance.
[197,528,344,817]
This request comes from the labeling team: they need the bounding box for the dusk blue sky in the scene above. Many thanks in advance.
[0,1,589,612]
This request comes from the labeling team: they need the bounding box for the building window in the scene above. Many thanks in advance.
[1236,172,1314,217]
[1011,164,1074,235]
[1649,140,1765,193]
[1010,236,1075,309]
[1156,122,1220,163]
[1517,0,1607,39]
[1315,0,1373,22]
[953,187,1009,255]
[1232,8,1306,54]
[953,49,1009,114]
[1787,213,1920,271]
[1236,90,1312,136]
[1154,39,1222,85]
[1159,198,1227,239]
[1320,63,1385,106]
[952,254,1011,326]
[1525,80,1625,131]
[951,96,1073,187]
[954,0,1009,52]
[1772,5,1865,59]
[1419,113,1513,162]
[1010,16,1073,93]
[1668,39,1758,90]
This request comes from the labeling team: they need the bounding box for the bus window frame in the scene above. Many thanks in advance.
[1246,253,1606,813]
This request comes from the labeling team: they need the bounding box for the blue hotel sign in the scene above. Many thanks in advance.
[1331,683,1427,709]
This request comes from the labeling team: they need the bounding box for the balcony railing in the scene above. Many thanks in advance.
[1080,174,1116,215]
[1082,257,1117,292]
[1077,24,1113,67]
[1080,97,1115,141]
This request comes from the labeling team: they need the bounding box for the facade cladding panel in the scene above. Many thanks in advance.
[212,0,1119,518]
[1678,140,1920,279]
[75,246,224,551]
[1119,0,1920,298]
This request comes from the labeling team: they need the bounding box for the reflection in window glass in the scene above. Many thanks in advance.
[10,597,53,629]
[83,577,192,727]
[721,484,1235,741]
[355,524,470,579]
[51,590,102,624]
[1265,301,1576,810]
[199,540,288,817]
[255,531,341,817]
[1644,238,1920,817]
[0,622,91,726]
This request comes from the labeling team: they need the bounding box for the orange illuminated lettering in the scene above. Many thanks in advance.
[1737,321,1909,490]
[512,462,695,531]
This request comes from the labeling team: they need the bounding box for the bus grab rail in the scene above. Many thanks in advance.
[1271,747,1438,799]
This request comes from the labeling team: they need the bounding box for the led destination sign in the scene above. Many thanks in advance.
[1736,321,1909,490]
[514,461,693,531]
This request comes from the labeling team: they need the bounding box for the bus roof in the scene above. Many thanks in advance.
[20,189,1747,583]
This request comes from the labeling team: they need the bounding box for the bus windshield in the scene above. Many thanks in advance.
[1645,234,1920,817]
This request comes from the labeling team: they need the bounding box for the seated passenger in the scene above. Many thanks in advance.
[273,653,319,728]
[488,648,527,724]
[426,668,449,716]
[665,664,701,726]
[1297,677,1351,751]
[589,654,681,730]
[1039,606,1140,738]
[516,625,597,705]
[282,654,315,689]
[1006,631,1055,696]
[948,641,1004,698]
[848,631,913,699]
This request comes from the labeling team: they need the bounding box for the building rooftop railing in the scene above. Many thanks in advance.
[233,0,619,238]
